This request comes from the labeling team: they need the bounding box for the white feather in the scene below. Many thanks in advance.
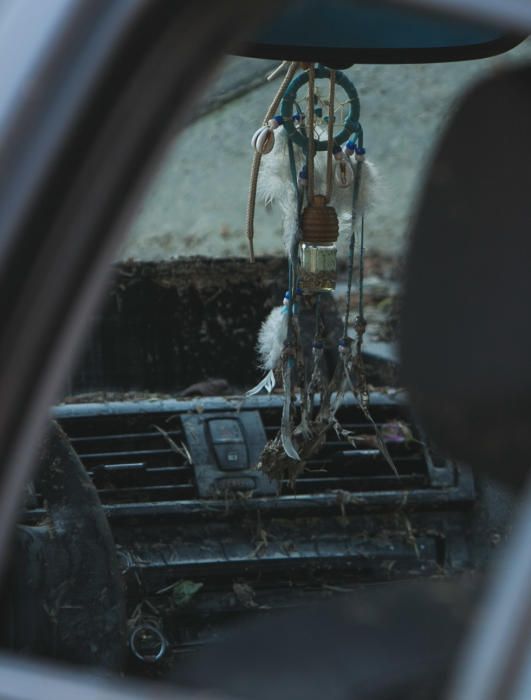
[246,369,276,396]
[257,305,288,371]
[331,158,381,237]
[257,129,302,256]
[257,128,293,208]
[279,189,299,257]
[247,305,289,396]
[257,126,381,251]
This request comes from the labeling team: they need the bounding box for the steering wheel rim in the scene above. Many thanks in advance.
[2,422,126,669]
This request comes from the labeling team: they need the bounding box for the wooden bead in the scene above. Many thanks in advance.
[301,195,339,245]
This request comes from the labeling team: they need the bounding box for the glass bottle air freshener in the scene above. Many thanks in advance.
[299,194,339,293]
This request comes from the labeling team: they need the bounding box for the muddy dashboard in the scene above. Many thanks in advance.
[20,392,475,667]
[18,258,486,671]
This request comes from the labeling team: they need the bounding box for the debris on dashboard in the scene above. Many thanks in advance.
[232,582,260,609]
[26,388,479,668]
[181,379,230,397]
[65,256,288,397]
[63,255,357,402]
[156,580,204,607]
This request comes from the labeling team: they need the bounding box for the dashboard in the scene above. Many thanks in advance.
[20,392,476,669]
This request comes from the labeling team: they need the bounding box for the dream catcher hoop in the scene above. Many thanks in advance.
[245,61,395,481]
[280,64,361,153]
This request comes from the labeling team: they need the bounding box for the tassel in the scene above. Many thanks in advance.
[304,341,324,417]
[331,339,354,416]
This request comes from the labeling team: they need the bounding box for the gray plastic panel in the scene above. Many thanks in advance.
[181,411,277,497]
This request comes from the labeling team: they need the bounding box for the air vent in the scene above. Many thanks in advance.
[58,413,198,504]
[259,402,429,494]
[47,395,459,515]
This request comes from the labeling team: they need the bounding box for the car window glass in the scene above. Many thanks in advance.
[122,42,531,261]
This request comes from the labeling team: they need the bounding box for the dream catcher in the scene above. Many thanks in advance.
[245,62,395,481]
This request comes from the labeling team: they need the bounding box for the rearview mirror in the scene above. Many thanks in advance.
[237,0,524,67]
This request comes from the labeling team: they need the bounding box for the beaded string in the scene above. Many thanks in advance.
[358,214,366,322]
[246,61,298,262]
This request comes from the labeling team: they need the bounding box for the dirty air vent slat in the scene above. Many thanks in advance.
[259,402,428,495]
[96,485,195,503]
[50,395,445,508]
[79,448,179,460]
[57,414,197,504]
[69,429,182,443]
[282,474,424,494]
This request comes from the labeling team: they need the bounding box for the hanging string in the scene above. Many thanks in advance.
[280,135,304,461]
[306,294,324,407]
[266,61,288,82]
[306,64,316,203]
[246,61,298,262]
[343,157,363,337]
[352,213,399,477]
[286,137,300,335]
[325,69,336,203]
[358,214,365,320]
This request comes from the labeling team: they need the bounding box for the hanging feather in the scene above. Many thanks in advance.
[257,127,293,208]
[332,157,382,237]
[246,369,276,397]
[257,128,302,257]
[352,157,380,213]
[246,304,288,396]
[257,305,289,371]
